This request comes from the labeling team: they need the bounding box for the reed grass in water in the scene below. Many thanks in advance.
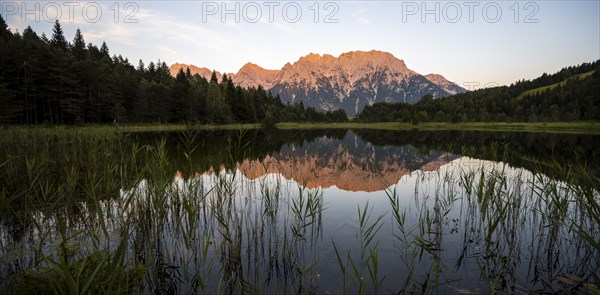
[0,127,598,294]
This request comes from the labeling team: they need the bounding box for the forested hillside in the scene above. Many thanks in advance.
[2,15,597,126]
[0,17,347,125]
[355,61,600,123]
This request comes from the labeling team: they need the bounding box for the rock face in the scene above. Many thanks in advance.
[170,50,466,115]
[234,63,279,89]
[424,73,465,95]
[169,63,219,80]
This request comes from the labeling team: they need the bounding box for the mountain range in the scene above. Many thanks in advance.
[170,50,466,115]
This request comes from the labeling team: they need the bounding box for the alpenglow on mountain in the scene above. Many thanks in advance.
[170,50,467,115]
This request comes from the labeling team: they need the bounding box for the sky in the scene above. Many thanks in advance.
[2,0,599,87]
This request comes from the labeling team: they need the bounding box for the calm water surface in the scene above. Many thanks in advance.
[1,129,599,294]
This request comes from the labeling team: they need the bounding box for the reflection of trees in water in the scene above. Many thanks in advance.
[352,129,600,186]
[138,129,348,173]
[151,128,599,188]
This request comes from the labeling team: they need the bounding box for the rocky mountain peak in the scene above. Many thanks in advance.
[424,73,464,95]
[235,62,278,88]
[339,50,409,70]
[424,73,448,84]
[170,50,467,115]
[299,52,323,62]
[238,62,265,72]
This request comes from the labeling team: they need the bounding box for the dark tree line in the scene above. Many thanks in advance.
[356,61,600,123]
[0,17,347,125]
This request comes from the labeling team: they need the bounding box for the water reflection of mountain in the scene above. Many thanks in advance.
[151,128,600,189]
[236,132,458,192]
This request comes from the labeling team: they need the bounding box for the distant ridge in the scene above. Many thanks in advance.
[171,50,466,115]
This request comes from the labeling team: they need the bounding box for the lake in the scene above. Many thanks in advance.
[1,128,599,294]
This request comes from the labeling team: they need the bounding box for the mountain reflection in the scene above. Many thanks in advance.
[152,128,600,190]
[234,132,458,192]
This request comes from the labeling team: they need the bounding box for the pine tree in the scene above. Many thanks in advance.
[0,14,9,38]
[71,28,86,60]
[206,81,232,123]
[50,20,68,50]
[138,60,145,72]
[48,21,82,122]
[210,71,218,84]
[147,61,156,79]
[21,27,44,124]
[100,42,109,58]
[0,15,12,84]
[173,68,192,122]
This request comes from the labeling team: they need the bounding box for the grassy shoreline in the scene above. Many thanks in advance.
[276,121,600,134]
[0,123,262,134]
[1,122,600,134]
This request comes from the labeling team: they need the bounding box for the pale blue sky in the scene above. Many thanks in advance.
[3,1,599,87]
